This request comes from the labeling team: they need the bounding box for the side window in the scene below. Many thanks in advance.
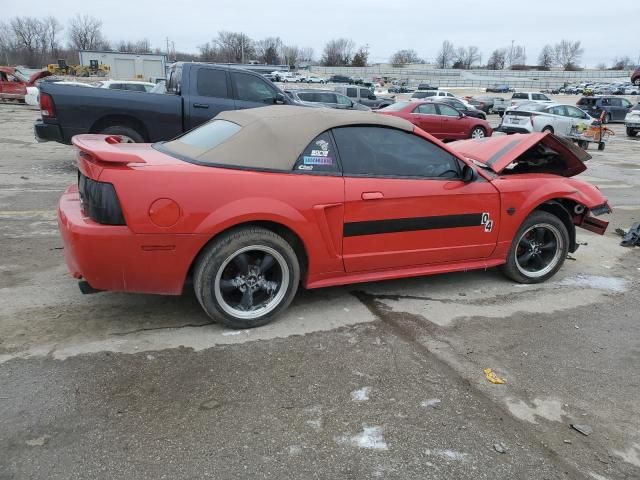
[346,87,358,98]
[167,65,182,94]
[610,98,623,107]
[316,92,337,103]
[415,103,437,114]
[108,83,124,90]
[359,88,371,99]
[297,92,313,102]
[437,104,460,117]
[293,132,340,174]
[600,98,611,106]
[126,84,146,92]
[446,92,454,97]
[336,94,351,105]
[621,99,632,108]
[232,72,276,103]
[549,106,567,116]
[566,106,586,118]
[333,126,459,178]
[197,69,229,98]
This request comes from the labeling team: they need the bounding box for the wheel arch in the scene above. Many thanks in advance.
[185,220,309,291]
[532,199,578,252]
[89,114,149,141]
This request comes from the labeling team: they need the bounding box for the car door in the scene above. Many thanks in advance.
[565,106,593,132]
[410,103,443,136]
[617,98,633,121]
[0,72,25,100]
[545,105,572,134]
[186,67,235,130]
[230,70,280,111]
[437,104,466,139]
[335,126,500,272]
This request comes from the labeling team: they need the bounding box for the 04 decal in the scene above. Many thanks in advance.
[481,212,494,232]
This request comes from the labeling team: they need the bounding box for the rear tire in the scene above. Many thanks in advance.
[627,128,638,137]
[99,125,145,143]
[194,227,300,329]
[500,211,569,284]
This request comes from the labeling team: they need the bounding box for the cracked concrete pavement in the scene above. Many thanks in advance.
[1,99,639,479]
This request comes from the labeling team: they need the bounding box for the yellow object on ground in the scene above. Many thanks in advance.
[483,368,506,384]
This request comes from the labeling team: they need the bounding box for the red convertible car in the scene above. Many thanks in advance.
[377,101,492,141]
[58,106,610,328]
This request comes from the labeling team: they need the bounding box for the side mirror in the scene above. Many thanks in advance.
[369,94,376,100]
[275,92,287,105]
[461,164,476,182]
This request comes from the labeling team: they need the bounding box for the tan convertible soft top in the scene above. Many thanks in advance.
[163,105,414,170]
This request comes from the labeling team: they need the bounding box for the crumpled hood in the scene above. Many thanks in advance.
[27,70,52,86]
[449,132,590,177]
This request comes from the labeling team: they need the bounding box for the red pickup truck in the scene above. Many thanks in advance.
[0,67,50,102]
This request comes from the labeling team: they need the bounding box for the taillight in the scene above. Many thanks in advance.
[40,93,56,118]
[78,173,126,225]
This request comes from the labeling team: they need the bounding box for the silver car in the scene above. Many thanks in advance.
[499,103,594,135]
[285,89,371,111]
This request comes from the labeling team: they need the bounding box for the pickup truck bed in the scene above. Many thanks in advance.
[35,62,293,144]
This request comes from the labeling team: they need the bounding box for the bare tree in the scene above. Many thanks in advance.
[298,47,314,63]
[68,14,106,51]
[214,31,254,63]
[537,45,554,70]
[487,48,507,70]
[453,46,480,69]
[321,38,354,66]
[255,37,283,64]
[611,56,633,70]
[116,39,151,53]
[553,40,583,70]
[281,44,299,68]
[198,42,219,62]
[435,40,455,68]
[390,49,422,66]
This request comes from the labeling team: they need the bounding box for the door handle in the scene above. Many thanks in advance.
[193,103,209,109]
[361,191,384,200]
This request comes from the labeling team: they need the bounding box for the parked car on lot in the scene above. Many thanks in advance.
[510,92,554,108]
[486,84,512,93]
[285,89,370,111]
[492,97,511,117]
[432,97,486,120]
[576,96,634,123]
[35,62,295,144]
[624,103,640,137]
[417,83,438,91]
[410,90,455,101]
[95,80,156,92]
[333,85,394,109]
[466,96,495,114]
[305,76,326,84]
[0,67,51,102]
[378,101,492,140]
[328,74,353,84]
[388,85,415,93]
[58,106,610,328]
[498,103,595,136]
[624,86,639,95]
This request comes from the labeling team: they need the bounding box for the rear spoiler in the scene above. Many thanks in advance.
[71,134,146,164]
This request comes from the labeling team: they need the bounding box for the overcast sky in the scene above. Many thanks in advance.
[4,0,639,67]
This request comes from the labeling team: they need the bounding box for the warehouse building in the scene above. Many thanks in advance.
[78,50,168,82]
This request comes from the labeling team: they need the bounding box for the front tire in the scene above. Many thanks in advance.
[470,126,486,139]
[194,227,300,329]
[627,127,638,137]
[500,211,569,284]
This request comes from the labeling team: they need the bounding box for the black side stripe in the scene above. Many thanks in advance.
[344,213,483,237]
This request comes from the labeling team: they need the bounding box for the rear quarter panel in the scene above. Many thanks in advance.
[97,164,347,279]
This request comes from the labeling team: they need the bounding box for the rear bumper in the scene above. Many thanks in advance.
[495,125,531,134]
[34,119,66,144]
[58,186,207,295]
